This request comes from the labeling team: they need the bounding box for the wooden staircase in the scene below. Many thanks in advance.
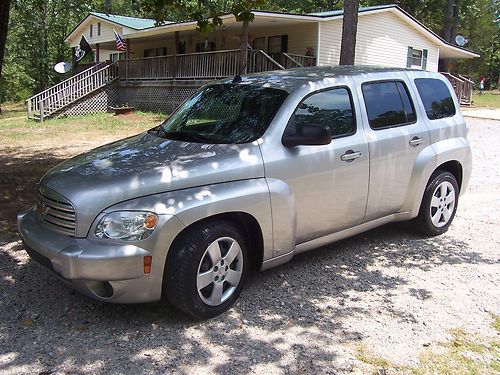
[26,62,118,121]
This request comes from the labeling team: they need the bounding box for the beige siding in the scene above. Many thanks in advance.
[319,11,439,71]
[67,17,126,47]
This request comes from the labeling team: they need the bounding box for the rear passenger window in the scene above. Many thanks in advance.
[362,81,416,129]
[287,87,356,138]
[415,78,456,120]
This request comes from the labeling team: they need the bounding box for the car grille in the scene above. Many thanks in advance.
[37,186,76,236]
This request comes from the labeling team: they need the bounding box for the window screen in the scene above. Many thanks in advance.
[362,81,416,129]
[286,88,355,139]
[415,78,456,120]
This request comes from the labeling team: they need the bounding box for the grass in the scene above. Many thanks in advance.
[0,105,163,149]
[472,91,500,108]
[354,314,500,375]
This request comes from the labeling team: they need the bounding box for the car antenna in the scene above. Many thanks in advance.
[233,63,247,83]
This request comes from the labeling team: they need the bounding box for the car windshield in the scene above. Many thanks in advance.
[158,84,288,144]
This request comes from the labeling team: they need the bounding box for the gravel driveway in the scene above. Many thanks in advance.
[0,117,498,374]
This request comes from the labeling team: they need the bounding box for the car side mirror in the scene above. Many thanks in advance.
[282,124,332,147]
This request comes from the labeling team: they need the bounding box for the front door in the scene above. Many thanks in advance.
[263,85,369,244]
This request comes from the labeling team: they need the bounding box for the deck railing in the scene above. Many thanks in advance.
[119,49,290,81]
[27,62,118,121]
[441,72,473,105]
[282,53,317,69]
[247,50,285,73]
[120,49,246,80]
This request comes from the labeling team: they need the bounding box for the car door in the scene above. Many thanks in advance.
[262,84,369,244]
[352,74,431,221]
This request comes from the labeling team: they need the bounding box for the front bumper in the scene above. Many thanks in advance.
[17,209,179,303]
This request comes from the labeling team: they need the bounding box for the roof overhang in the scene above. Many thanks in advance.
[65,6,480,60]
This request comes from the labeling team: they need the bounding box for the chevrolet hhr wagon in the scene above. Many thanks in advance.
[18,66,472,318]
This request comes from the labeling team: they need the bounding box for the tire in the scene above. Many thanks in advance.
[415,170,459,236]
[163,220,248,319]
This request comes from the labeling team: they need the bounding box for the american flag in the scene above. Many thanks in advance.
[113,30,127,52]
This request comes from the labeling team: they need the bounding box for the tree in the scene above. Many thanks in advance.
[0,0,11,114]
[339,0,360,65]
[141,0,264,73]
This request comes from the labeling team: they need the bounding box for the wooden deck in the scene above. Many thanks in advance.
[118,49,316,81]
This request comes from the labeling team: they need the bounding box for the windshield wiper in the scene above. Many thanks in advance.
[164,131,215,143]
[147,125,168,138]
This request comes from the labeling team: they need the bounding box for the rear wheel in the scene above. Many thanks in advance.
[415,170,459,236]
[164,220,248,319]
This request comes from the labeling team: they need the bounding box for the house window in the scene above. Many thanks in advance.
[268,35,288,54]
[97,22,101,36]
[195,40,216,52]
[407,47,428,69]
[110,52,126,62]
[90,24,93,38]
[156,47,168,56]
[253,37,266,51]
[178,41,186,54]
[412,49,422,66]
[144,47,168,58]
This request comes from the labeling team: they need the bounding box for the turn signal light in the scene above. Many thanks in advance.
[144,256,152,274]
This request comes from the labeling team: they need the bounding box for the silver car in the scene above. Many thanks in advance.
[18,67,472,319]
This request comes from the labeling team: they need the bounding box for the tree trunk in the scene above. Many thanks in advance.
[240,19,249,75]
[0,0,11,115]
[442,0,455,42]
[339,0,360,66]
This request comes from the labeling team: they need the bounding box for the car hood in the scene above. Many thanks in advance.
[41,132,264,226]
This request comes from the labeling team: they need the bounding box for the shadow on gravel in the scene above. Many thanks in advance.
[0,149,496,373]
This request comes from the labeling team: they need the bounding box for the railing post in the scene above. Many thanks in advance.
[27,100,32,119]
[39,100,44,123]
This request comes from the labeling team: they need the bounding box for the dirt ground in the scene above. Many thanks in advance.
[0,114,498,374]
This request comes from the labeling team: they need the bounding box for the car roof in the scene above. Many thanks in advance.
[219,65,419,92]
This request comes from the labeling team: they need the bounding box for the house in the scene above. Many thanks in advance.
[27,5,478,121]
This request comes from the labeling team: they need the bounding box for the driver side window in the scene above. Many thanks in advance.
[286,87,356,138]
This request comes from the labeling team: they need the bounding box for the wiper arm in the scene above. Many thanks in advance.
[164,131,214,143]
[148,125,167,138]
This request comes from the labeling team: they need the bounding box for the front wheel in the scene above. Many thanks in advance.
[163,220,248,319]
[415,170,459,236]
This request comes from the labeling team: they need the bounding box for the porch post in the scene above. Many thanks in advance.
[240,20,249,74]
[174,31,179,79]
[126,38,130,80]
[71,47,76,71]
[95,42,100,63]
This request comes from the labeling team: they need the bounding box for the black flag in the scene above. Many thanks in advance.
[74,35,93,64]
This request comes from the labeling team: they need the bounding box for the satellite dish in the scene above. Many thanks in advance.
[455,35,468,47]
[54,61,72,74]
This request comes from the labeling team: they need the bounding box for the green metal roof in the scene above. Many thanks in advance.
[89,12,159,30]
[308,4,396,17]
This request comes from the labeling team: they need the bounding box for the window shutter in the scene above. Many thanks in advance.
[422,49,428,70]
[406,46,413,68]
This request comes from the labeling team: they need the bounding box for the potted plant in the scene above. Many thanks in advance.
[111,103,135,115]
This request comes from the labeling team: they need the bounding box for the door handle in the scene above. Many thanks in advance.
[409,136,424,147]
[340,150,362,162]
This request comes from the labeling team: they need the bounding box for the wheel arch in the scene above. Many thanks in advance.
[436,160,463,192]
[165,211,265,274]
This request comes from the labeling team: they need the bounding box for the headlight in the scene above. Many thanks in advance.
[95,211,158,241]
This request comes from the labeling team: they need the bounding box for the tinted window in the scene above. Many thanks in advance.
[415,78,456,120]
[158,84,288,144]
[286,88,355,138]
[362,81,416,129]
